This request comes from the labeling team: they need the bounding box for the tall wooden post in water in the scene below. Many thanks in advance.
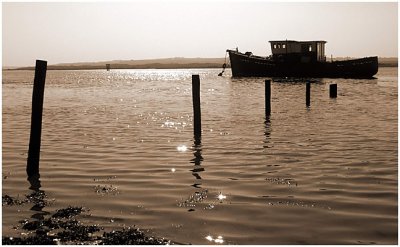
[27,60,47,178]
[192,75,201,138]
[306,82,311,107]
[330,84,337,98]
[265,80,271,116]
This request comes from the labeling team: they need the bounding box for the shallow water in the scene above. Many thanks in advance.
[2,67,397,244]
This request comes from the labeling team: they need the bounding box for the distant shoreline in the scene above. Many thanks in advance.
[3,57,397,71]
[4,64,397,71]
[5,63,225,71]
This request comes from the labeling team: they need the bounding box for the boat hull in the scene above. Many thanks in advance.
[227,50,378,78]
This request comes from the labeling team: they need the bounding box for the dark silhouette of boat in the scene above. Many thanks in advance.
[226,40,378,78]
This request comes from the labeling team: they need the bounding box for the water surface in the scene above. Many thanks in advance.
[2,68,397,244]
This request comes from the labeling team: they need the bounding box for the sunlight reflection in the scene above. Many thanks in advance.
[177,145,188,152]
[205,235,224,244]
[217,193,226,201]
[215,236,224,244]
[171,168,176,173]
[162,121,187,129]
[115,69,192,81]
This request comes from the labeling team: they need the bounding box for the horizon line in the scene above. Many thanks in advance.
[3,56,398,69]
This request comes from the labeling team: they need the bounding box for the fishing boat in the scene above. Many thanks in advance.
[223,40,378,78]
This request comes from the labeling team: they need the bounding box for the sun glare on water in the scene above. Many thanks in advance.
[217,193,227,200]
[205,235,224,244]
[177,145,188,152]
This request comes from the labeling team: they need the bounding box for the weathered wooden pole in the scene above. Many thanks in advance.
[306,82,311,107]
[330,84,337,98]
[192,75,201,138]
[265,79,271,116]
[27,60,47,178]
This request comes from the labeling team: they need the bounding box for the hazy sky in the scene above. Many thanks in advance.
[2,1,398,66]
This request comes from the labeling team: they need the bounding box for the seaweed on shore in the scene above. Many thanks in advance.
[52,206,85,218]
[2,195,27,206]
[2,205,172,245]
[100,228,171,245]
[2,191,54,207]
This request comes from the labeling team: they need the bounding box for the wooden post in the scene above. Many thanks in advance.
[27,60,47,178]
[106,64,111,71]
[330,84,337,98]
[265,80,271,116]
[306,82,311,107]
[192,75,201,137]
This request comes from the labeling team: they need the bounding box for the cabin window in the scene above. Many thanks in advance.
[309,45,312,52]
[282,44,286,49]
[273,44,277,49]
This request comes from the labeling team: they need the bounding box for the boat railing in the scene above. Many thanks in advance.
[228,49,274,61]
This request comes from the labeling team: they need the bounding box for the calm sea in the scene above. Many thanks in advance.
[2,68,398,244]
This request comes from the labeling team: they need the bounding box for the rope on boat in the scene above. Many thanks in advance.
[218,52,228,76]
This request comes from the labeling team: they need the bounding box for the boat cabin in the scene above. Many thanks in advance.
[269,40,327,63]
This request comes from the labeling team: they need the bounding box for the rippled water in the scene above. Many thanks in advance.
[2,68,397,244]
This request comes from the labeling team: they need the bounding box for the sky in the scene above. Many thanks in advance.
[2,1,398,66]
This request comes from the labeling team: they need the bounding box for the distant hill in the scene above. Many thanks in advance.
[6,56,397,70]
[12,57,227,70]
[2,66,19,70]
[377,57,398,67]
[333,57,397,67]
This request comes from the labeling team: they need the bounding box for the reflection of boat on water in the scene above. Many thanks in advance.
[226,40,378,78]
